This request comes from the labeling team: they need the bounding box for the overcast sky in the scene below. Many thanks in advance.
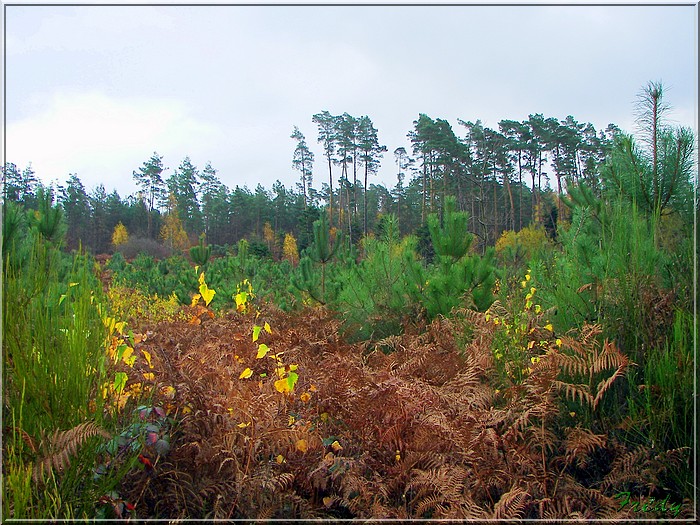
[4,2,698,199]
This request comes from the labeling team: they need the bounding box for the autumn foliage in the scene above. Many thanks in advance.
[111,304,689,519]
[111,221,129,247]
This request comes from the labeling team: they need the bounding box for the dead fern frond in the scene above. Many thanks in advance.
[564,427,607,468]
[6,426,39,454]
[553,380,594,408]
[375,334,404,353]
[492,485,530,519]
[413,494,448,517]
[260,471,295,493]
[600,445,651,492]
[33,421,110,482]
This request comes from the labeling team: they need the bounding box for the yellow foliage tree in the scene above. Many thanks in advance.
[263,221,275,244]
[161,193,189,251]
[282,233,299,266]
[111,221,129,247]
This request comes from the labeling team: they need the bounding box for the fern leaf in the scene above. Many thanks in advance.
[564,428,606,467]
[33,421,110,482]
[493,485,529,519]
[592,365,628,410]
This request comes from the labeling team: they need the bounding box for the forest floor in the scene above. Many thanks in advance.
[114,305,693,520]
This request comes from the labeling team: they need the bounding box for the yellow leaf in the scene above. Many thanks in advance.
[141,349,153,368]
[323,496,333,508]
[295,439,308,453]
[122,347,136,367]
[252,325,262,342]
[331,440,343,452]
[182,404,192,415]
[161,385,176,399]
[556,338,563,346]
[276,454,285,464]
[237,421,251,428]
[143,372,155,381]
[544,323,554,332]
[309,384,318,392]
[300,392,311,403]
[256,344,270,359]
[527,340,536,349]
[198,272,206,285]
[234,291,248,311]
[199,284,215,306]
[239,368,253,379]
[191,294,201,307]
[264,322,272,334]
[274,377,292,394]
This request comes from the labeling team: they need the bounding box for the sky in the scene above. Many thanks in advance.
[4,1,698,199]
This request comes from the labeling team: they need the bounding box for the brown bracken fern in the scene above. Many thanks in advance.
[32,421,110,482]
[116,305,689,519]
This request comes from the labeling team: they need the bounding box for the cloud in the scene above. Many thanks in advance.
[6,91,221,194]
[6,5,176,56]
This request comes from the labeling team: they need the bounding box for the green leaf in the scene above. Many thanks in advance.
[113,372,128,394]
[286,371,299,391]
[252,325,262,342]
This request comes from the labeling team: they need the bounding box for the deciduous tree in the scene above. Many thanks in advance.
[160,192,189,251]
[112,221,129,248]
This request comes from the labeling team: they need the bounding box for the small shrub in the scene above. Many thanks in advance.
[189,234,211,267]
[495,224,549,269]
[107,284,187,327]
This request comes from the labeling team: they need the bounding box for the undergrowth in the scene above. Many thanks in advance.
[114,304,692,519]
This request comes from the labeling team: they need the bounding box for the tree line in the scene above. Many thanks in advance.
[3,83,694,257]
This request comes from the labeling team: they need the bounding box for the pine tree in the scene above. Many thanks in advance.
[291,126,314,208]
[133,152,166,238]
